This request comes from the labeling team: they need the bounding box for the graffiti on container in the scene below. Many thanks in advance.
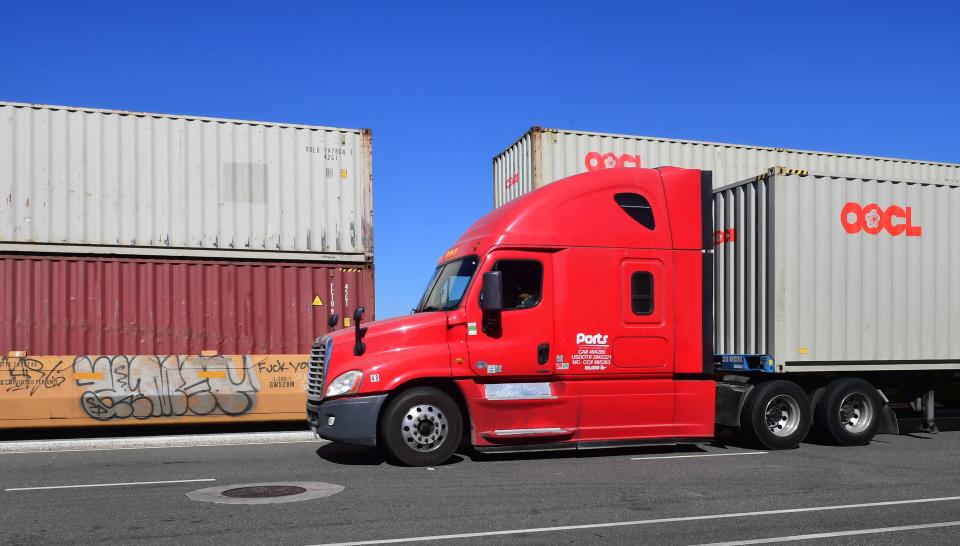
[255,358,309,390]
[0,356,69,395]
[74,355,261,421]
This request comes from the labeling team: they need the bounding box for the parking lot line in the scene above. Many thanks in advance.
[631,452,766,461]
[5,478,216,492]
[692,520,960,545]
[311,495,960,545]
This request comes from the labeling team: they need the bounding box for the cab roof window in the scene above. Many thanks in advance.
[614,193,655,230]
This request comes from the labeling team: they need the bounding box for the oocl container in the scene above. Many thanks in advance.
[493,126,960,208]
[713,167,960,371]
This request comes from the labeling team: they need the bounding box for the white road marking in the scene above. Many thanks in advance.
[0,431,323,455]
[311,495,960,546]
[5,478,215,492]
[631,451,766,461]
[692,520,960,545]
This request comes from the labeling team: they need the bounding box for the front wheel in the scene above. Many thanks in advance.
[379,387,463,466]
[740,380,811,450]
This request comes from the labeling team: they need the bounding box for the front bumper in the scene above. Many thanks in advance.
[307,394,388,447]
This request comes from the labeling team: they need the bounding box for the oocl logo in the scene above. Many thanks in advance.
[584,151,642,171]
[504,172,520,189]
[841,202,922,237]
[714,228,736,246]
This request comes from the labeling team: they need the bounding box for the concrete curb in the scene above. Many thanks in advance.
[0,431,325,454]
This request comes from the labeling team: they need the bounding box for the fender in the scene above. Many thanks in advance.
[360,344,454,395]
[322,313,453,398]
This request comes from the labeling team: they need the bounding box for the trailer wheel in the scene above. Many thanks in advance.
[741,380,811,450]
[814,378,882,446]
[379,386,463,467]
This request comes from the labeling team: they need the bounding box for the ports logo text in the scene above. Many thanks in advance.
[576,333,609,345]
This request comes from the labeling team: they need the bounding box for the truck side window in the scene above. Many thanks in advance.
[492,260,543,310]
[614,193,655,229]
[631,271,654,315]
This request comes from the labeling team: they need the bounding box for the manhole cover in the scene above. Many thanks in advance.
[222,485,307,498]
[187,481,343,505]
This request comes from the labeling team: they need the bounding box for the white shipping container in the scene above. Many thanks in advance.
[714,167,960,372]
[493,127,960,208]
[0,102,372,261]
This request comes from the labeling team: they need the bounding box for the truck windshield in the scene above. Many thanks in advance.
[415,256,480,312]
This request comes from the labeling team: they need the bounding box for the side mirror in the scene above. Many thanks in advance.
[480,271,503,312]
[327,313,339,329]
[353,307,368,356]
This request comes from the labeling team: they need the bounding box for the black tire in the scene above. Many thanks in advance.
[379,387,463,466]
[740,380,811,450]
[814,377,883,446]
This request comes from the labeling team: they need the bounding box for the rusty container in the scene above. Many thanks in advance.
[0,254,373,428]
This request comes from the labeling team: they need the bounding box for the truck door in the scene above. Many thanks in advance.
[466,251,554,378]
[552,247,677,442]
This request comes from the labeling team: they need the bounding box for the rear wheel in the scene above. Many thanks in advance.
[814,377,882,446]
[741,380,811,450]
[379,387,463,466]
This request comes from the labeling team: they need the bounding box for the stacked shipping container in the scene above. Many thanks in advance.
[494,127,960,207]
[0,102,373,427]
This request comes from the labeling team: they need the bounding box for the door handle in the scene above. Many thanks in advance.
[537,343,549,365]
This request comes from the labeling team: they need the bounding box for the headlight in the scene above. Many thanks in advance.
[325,370,363,397]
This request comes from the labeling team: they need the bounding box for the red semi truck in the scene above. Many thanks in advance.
[307,167,957,466]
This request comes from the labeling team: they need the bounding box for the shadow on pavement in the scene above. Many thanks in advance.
[2,420,309,441]
[465,443,715,463]
[314,441,736,466]
[314,442,465,466]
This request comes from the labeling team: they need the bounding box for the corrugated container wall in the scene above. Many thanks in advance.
[713,169,960,367]
[0,254,374,355]
[493,127,960,208]
[0,102,373,261]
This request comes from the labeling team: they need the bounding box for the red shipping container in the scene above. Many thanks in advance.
[0,254,374,355]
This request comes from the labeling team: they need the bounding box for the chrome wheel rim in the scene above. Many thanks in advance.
[839,392,873,434]
[400,404,448,452]
[765,394,801,437]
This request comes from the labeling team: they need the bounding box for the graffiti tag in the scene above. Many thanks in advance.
[74,355,261,421]
[0,356,68,395]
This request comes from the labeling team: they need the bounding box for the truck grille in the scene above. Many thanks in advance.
[307,336,329,398]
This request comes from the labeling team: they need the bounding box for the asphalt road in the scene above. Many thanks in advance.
[2,432,959,545]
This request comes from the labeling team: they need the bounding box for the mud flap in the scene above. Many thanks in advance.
[877,405,900,435]
[715,381,750,428]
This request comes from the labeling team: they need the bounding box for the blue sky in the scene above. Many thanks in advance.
[3,1,958,319]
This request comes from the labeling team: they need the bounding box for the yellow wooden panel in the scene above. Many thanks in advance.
[0,354,310,429]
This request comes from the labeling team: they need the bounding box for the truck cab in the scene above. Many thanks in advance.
[307,167,716,466]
